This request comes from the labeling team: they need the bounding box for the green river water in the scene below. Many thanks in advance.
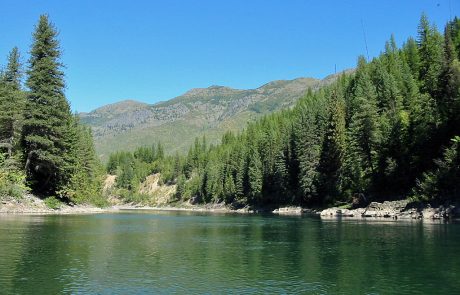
[0,211,459,294]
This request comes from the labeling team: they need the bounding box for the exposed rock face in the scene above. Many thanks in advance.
[138,174,176,205]
[320,200,459,220]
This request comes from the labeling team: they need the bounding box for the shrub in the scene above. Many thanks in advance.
[44,196,62,209]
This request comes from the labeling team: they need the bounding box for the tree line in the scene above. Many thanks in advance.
[108,15,460,208]
[0,15,104,205]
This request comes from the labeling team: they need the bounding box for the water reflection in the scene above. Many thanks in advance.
[0,212,459,294]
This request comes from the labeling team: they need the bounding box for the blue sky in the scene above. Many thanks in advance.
[0,0,458,112]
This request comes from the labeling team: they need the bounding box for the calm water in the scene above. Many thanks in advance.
[0,211,459,294]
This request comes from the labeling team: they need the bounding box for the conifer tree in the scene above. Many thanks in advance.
[64,122,103,203]
[402,37,421,80]
[0,47,24,158]
[294,97,325,203]
[439,24,460,123]
[353,60,380,163]
[418,14,444,98]
[22,15,77,194]
[317,89,347,204]
[247,146,263,203]
[234,144,248,201]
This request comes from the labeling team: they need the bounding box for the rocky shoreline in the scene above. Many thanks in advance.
[0,194,106,214]
[320,199,460,220]
[1,195,459,220]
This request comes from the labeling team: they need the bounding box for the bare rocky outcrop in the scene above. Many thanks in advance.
[273,206,303,215]
[138,174,176,205]
[320,199,459,220]
[0,194,105,214]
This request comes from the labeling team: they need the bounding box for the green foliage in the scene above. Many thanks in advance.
[413,136,460,201]
[247,146,263,203]
[80,78,321,163]
[175,174,187,200]
[0,15,105,206]
[418,13,444,98]
[0,164,28,199]
[317,88,347,204]
[44,196,62,209]
[22,15,78,195]
[109,14,460,208]
[115,188,150,204]
[0,47,25,159]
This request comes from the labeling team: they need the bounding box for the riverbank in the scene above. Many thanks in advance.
[1,194,459,220]
[114,200,460,221]
[0,194,106,214]
[115,200,460,221]
[320,199,460,220]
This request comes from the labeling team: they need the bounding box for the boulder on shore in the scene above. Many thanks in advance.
[273,206,303,215]
[320,199,459,220]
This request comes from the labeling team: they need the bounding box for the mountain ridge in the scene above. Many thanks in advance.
[80,73,349,160]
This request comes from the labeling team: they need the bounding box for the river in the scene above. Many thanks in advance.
[0,211,459,294]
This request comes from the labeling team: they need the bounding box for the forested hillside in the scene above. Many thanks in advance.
[80,75,345,161]
[0,15,104,205]
[107,15,460,207]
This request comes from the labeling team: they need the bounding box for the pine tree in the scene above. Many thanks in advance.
[439,24,460,123]
[273,141,290,203]
[1,47,22,89]
[234,144,248,201]
[156,142,164,160]
[349,58,380,175]
[22,15,77,195]
[247,146,263,204]
[117,160,135,190]
[402,37,420,80]
[63,122,103,204]
[418,14,444,98]
[0,47,24,158]
[448,17,460,59]
[223,170,236,203]
[294,96,325,203]
[317,88,347,204]
[414,136,460,201]
[175,174,186,200]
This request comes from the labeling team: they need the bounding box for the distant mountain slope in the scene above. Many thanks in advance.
[80,75,345,160]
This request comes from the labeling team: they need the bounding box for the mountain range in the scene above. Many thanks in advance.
[80,72,347,160]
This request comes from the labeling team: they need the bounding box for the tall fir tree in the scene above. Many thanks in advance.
[22,15,77,195]
[317,88,347,204]
[345,57,380,194]
[417,14,444,99]
[0,47,24,159]
[294,97,325,203]
[247,146,263,204]
[402,37,421,80]
[439,24,460,124]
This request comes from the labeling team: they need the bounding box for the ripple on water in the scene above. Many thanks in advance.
[0,212,459,294]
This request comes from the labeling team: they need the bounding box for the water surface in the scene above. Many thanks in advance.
[0,211,459,294]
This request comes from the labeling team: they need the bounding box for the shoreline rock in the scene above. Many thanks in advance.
[2,195,459,221]
[320,199,460,220]
[273,206,303,215]
[0,194,106,214]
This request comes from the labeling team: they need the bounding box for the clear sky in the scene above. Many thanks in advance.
[0,0,458,112]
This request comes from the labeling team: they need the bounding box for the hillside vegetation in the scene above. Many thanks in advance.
[107,15,460,208]
[80,75,345,160]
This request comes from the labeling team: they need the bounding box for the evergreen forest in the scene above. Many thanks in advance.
[1,15,459,209]
[0,15,104,205]
[107,15,460,208]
